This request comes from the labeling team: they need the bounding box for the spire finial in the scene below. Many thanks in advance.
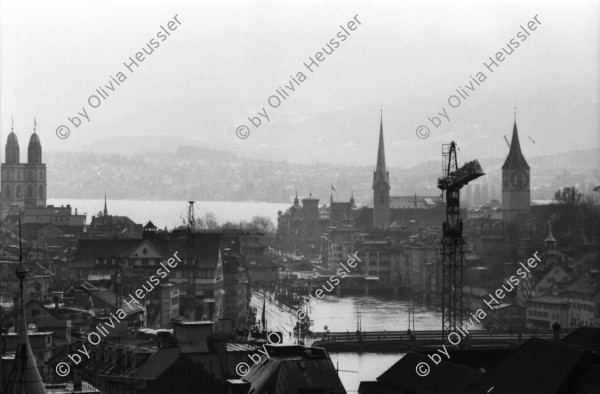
[33,116,37,133]
[11,115,14,132]
[514,106,517,122]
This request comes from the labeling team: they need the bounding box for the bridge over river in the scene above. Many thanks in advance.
[310,328,571,352]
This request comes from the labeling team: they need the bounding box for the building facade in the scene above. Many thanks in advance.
[1,123,47,211]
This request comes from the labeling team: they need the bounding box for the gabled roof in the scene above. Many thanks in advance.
[243,346,346,394]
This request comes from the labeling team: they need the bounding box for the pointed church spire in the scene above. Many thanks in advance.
[502,120,530,170]
[3,220,47,394]
[104,190,108,217]
[545,222,557,249]
[376,112,386,173]
[373,111,390,188]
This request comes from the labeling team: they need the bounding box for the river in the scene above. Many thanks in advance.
[250,292,443,393]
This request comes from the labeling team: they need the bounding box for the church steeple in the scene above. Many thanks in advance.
[501,117,531,223]
[373,113,390,188]
[104,190,108,217]
[372,111,390,228]
[502,121,529,170]
[3,220,47,394]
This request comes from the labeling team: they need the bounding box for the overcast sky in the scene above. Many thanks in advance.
[1,0,598,167]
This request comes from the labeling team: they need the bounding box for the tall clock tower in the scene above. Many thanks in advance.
[502,120,530,222]
[373,114,390,228]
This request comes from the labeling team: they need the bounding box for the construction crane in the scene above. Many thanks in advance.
[437,141,485,339]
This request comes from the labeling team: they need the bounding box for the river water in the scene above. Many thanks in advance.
[250,292,443,393]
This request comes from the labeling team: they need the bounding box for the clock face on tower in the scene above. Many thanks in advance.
[511,170,529,190]
[377,183,388,193]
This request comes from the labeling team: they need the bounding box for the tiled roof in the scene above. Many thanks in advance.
[179,343,210,353]
[243,346,346,394]
[567,273,600,295]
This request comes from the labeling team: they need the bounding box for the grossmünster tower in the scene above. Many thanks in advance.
[501,120,530,222]
[1,120,47,210]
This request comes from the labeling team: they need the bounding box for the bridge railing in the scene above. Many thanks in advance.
[311,329,568,343]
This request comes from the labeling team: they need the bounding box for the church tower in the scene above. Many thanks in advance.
[1,120,24,209]
[372,114,390,228]
[501,120,530,222]
[1,119,47,210]
[24,120,46,208]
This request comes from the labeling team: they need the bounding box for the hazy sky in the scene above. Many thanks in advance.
[1,0,599,167]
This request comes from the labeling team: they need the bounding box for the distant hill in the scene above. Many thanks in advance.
[45,145,600,203]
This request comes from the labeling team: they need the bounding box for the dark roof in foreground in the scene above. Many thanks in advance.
[561,327,600,353]
[373,352,483,394]
[243,345,346,394]
[462,337,600,394]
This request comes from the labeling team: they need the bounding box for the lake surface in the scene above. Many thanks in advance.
[47,198,290,229]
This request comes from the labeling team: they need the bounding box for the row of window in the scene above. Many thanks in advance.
[1,169,45,181]
[3,183,45,199]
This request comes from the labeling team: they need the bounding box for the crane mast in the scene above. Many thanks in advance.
[437,142,485,339]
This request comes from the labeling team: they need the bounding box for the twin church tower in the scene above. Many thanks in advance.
[1,120,47,210]
[372,114,530,227]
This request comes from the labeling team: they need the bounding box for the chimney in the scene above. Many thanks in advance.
[73,365,82,390]
[227,379,251,394]
[172,321,214,344]
[157,330,171,348]
[552,322,561,341]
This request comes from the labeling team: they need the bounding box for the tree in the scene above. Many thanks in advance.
[250,216,275,233]
[549,187,600,245]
